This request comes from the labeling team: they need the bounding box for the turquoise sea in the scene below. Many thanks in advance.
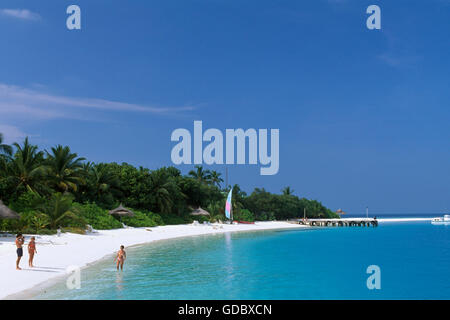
[34,218,449,300]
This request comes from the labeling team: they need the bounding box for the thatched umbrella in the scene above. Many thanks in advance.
[109,204,135,217]
[0,200,20,219]
[190,207,210,216]
[336,208,346,216]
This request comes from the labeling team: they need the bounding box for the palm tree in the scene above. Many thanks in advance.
[72,162,122,206]
[45,145,86,193]
[188,165,211,184]
[148,169,179,214]
[0,133,13,175]
[282,186,294,196]
[207,199,225,222]
[89,164,121,198]
[35,193,85,229]
[0,133,12,156]
[8,138,46,193]
[209,170,223,188]
[229,184,246,213]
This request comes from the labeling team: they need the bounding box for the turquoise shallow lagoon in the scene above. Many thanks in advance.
[34,221,449,299]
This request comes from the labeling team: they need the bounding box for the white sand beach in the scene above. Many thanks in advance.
[0,221,307,299]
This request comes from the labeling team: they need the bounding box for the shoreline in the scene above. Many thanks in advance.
[0,217,434,300]
[0,221,307,300]
[377,218,433,222]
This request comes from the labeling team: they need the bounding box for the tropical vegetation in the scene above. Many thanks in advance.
[0,135,338,234]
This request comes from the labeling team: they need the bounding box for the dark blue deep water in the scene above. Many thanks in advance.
[35,220,449,299]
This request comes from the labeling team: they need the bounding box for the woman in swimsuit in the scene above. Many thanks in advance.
[28,236,37,267]
[114,245,126,271]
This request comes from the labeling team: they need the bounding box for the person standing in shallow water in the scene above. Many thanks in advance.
[15,233,24,270]
[28,236,37,267]
[114,245,126,271]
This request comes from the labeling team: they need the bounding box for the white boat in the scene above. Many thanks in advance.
[431,215,450,225]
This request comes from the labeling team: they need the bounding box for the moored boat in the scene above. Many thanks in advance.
[431,215,450,225]
[238,221,255,224]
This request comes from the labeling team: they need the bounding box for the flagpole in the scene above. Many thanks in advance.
[225,167,228,190]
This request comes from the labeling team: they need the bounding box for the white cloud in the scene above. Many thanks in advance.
[0,9,41,21]
[0,83,196,145]
[377,53,421,68]
[0,83,195,121]
[0,124,27,144]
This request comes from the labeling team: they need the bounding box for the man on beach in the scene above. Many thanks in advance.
[114,245,126,271]
[15,233,24,270]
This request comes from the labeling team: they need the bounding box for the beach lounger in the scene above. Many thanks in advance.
[121,223,133,229]
[86,225,98,234]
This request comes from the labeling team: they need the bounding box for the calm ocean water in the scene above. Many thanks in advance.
[34,219,449,300]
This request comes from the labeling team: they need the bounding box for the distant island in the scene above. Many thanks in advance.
[0,134,338,234]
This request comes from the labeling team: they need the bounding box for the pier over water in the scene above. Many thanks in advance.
[295,218,378,227]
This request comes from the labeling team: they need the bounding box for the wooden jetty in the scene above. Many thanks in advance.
[294,218,378,227]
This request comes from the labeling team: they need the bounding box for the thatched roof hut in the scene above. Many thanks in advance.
[109,204,135,217]
[0,200,20,219]
[190,207,210,216]
[336,208,346,215]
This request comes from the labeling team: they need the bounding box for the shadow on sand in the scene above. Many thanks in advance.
[20,266,65,273]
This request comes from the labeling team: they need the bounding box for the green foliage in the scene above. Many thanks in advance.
[194,215,211,223]
[36,229,57,235]
[20,211,50,233]
[0,217,21,232]
[209,171,224,188]
[44,145,86,193]
[121,210,163,228]
[8,138,47,196]
[244,188,337,220]
[188,165,211,184]
[73,202,122,230]
[99,162,152,209]
[234,208,255,222]
[61,227,86,235]
[161,213,192,225]
[0,133,12,156]
[75,162,122,208]
[151,212,165,225]
[282,186,294,195]
[179,177,223,209]
[207,200,226,222]
[9,190,43,213]
[17,228,57,235]
[31,213,51,231]
[257,211,276,221]
[35,193,86,229]
[147,168,180,214]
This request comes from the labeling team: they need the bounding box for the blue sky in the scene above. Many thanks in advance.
[0,0,449,214]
